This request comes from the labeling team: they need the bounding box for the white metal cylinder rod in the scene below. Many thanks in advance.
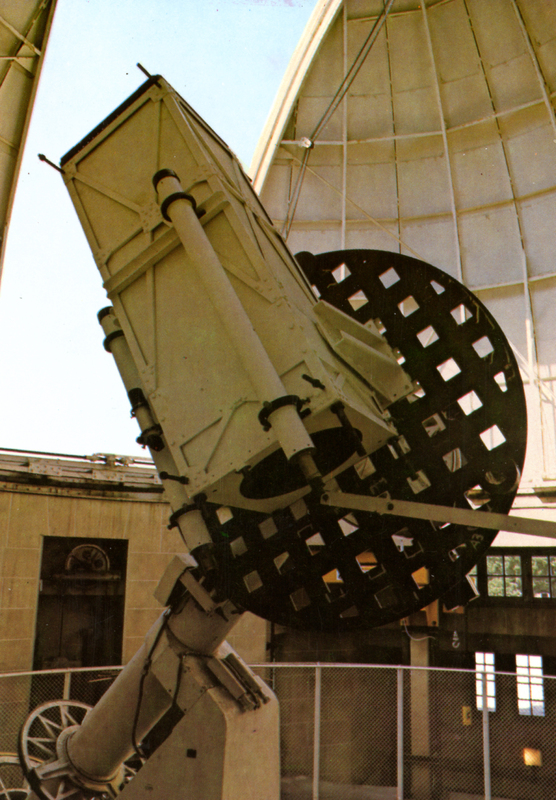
[66,615,173,782]
[153,170,315,462]
[99,307,212,552]
[482,674,492,800]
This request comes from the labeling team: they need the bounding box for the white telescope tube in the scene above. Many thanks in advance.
[153,170,315,462]
[99,307,212,552]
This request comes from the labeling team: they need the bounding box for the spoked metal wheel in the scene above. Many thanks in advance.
[0,753,38,800]
[19,701,143,800]
[19,701,92,800]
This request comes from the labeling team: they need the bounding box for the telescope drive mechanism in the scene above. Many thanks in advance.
[18,75,526,800]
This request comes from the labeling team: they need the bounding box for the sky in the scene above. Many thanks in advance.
[0,0,316,459]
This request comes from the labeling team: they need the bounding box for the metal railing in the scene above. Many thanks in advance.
[0,662,554,800]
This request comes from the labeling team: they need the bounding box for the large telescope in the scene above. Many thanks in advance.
[17,74,536,800]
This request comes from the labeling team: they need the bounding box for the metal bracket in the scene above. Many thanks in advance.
[103,329,125,352]
[160,191,198,221]
[167,502,197,530]
[136,424,165,451]
[160,471,189,485]
[257,395,311,432]
[178,567,217,614]
[206,650,270,711]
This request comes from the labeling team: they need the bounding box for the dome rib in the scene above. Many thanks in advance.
[253,0,556,487]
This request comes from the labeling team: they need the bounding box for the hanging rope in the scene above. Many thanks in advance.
[286,150,425,260]
[281,0,395,238]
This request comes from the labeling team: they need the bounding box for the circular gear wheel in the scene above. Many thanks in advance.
[0,754,37,800]
[204,250,526,632]
[19,700,143,800]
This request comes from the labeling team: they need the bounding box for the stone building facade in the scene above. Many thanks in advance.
[0,450,267,673]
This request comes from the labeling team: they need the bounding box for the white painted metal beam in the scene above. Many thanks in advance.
[322,490,556,539]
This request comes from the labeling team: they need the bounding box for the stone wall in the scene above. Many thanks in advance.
[0,481,268,672]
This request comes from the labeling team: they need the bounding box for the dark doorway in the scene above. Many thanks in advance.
[33,536,128,670]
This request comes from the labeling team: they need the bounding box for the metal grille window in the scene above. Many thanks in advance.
[475,652,496,712]
[516,655,544,716]
[531,556,556,598]
[486,555,522,597]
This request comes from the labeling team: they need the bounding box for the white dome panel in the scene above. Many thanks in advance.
[520,195,556,277]
[252,0,556,488]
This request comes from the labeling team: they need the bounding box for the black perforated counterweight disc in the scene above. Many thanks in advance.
[206,250,527,632]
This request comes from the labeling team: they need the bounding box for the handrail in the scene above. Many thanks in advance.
[1,661,554,680]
